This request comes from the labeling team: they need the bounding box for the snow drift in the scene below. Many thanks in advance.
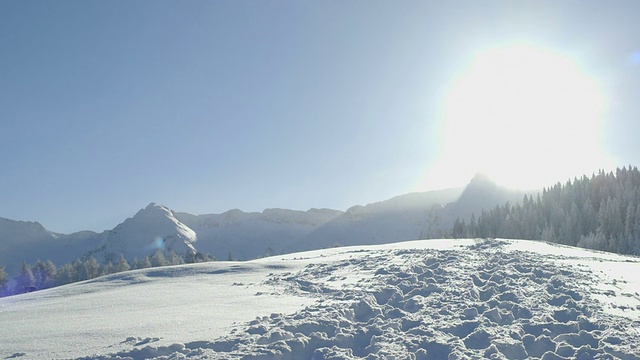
[1,238,639,359]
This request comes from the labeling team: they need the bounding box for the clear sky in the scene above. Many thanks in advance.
[2,1,640,233]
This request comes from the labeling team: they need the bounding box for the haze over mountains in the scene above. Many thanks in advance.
[0,175,525,275]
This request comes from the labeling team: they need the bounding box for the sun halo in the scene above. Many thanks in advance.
[428,43,611,191]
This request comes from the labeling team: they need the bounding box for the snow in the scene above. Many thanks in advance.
[94,203,198,262]
[2,238,640,359]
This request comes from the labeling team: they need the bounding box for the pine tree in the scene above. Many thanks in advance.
[56,263,76,286]
[468,214,477,237]
[184,252,196,263]
[150,250,166,267]
[452,218,466,238]
[102,261,114,276]
[460,166,640,255]
[18,261,35,292]
[0,266,8,290]
[541,226,555,242]
[115,254,130,272]
[139,256,152,269]
[201,252,214,262]
[622,203,636,254]
[32,260,48,289]
[42,260,57,288]
[72,259,85,280]
[82,257,101,280]
[167,251,184,265]
[633,205,640,255]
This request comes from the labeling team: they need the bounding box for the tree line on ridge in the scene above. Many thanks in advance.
[452,166,640,255]
[0,250,213,297]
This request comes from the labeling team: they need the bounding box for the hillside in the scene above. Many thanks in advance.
[1,238,638,359]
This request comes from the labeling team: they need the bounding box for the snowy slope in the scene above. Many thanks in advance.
[2,238,639,359]
[90,203,197,263]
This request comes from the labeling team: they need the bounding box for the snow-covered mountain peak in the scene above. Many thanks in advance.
[136,202,173,217]
[94,203,197,262]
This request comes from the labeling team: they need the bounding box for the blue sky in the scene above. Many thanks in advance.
[2,1,640,233]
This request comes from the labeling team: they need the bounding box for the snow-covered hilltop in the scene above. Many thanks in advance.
[2,238,639,359]
[0,175,523,275]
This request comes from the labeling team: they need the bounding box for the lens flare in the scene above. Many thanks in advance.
[151,236,165,250]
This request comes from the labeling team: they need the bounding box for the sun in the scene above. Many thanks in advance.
[427,42,611,191]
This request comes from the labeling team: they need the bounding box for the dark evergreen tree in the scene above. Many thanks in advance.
[18,261,35,292]
[139,256,152,269]
[167,251,184,265]
[56,263,76,286]
[32,260,44,288]
[82,257,101,280]
[150,250,166,267]
[102,261,115,276]
[72,259,85,281]
[115,254,130,272]
[41,260,57,288]
[455,166,640,256]
[1,245,216,298]
[0,266,8,291]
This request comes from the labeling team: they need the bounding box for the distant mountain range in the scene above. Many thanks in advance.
[0,175,527,275]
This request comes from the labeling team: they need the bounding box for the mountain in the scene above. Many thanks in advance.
[293,187,464,251]
[172,187,466,260]
[90,203,197,263]
[174,208,343,260]
[293,176,525,253]
[442,173,526,224]
[0,175,533,274]
[0,217,102,274]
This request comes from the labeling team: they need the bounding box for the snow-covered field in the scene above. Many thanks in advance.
[1,238,640,359]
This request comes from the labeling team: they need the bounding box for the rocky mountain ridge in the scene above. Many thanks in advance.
[0,175,526,275]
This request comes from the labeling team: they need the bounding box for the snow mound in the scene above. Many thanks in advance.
[2,239,640,359]
[133,239,637,359]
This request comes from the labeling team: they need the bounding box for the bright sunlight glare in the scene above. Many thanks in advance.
[427,43,611,191]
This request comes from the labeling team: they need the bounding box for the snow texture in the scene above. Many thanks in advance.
[2,239,639,359]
